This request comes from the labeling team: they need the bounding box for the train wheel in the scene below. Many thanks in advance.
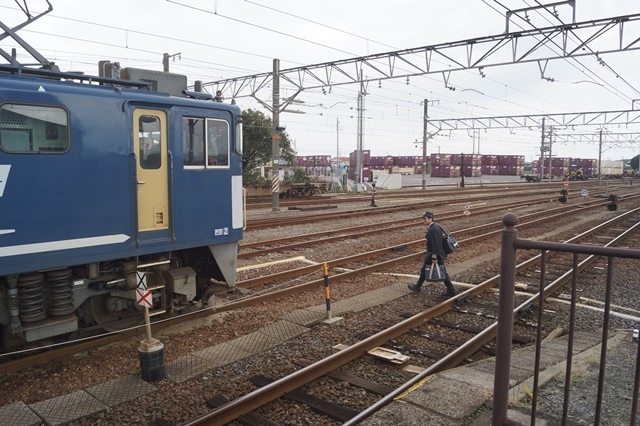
[86,294,145,332]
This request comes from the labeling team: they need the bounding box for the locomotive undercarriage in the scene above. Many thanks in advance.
[0,244,236,349]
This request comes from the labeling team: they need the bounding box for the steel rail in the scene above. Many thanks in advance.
[245,185,633,230]
[236,197,624,290]
[2,194,634,374]
[184,207,640,426]
[346,207,640,425]
[239,195,616,258]
[244,179,577,207]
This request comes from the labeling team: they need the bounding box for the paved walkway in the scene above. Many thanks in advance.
[362,330,629,425]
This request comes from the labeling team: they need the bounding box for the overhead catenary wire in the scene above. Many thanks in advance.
[1,2,604,120]
[486,0,635,105]
[1,1,637,159]
[531,0,640,98]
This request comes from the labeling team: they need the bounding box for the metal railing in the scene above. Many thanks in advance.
[493,212,640,426]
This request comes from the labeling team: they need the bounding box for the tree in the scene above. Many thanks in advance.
[241,108,296,183]
[630,154,639,171]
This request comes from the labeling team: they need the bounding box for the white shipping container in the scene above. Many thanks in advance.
[600,160,624,175]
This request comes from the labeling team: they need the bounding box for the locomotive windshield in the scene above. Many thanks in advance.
[0,104,69,153]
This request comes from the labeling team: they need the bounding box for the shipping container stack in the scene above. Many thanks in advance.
[430,153,454,177]
[481,154,499,176]
[393,155,422,175]
[575,158,598,178]
[531,159,540,176]
[296,152,599,182]
[369,156,391,179]
[348,150,371,182]
[294,155,332,177]
[451,153,482,177]
[538,156,569,178]
[496,155,525,176]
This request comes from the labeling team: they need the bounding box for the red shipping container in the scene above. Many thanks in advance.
[431,153,452,166]
[484,165,498,175]
[463,165,481,177]
[430,166,442,177]
[482,155,499,166]
[552,158,570,167]
[506,155,520,166]
[551,166,567,177]
[507,165,524,176]
[499,165,510,175]
[362,166,371,182]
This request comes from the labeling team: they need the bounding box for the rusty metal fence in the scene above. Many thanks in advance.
[493,212,640,426]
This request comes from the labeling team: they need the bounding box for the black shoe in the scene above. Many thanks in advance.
[408,284,421,293]
[440,291,455,299]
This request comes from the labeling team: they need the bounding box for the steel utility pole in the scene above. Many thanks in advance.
[598,129,603,185]
[539,118,546,182]
[547,126,553,182]
[422,99,429,190]
[356,74,366,187]
[336,118,340,184]
[271,59,280,211]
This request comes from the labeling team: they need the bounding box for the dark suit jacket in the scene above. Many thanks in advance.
[424,222,447,264]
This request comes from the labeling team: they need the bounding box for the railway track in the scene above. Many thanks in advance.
[245,182,624,230]
[234,194,640,295]
[2,188,639,425]
[239,193,625,260]
[244,179,597,208]
[180,206,640,426]
[3,190,638,374]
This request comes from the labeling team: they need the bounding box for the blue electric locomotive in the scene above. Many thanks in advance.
[0,63,244,348]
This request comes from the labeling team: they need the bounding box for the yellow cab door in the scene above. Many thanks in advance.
[133,109,169,233]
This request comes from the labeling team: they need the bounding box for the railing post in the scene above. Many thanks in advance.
[492,212,519,426]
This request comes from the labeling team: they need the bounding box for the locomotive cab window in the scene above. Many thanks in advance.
[138,115,162,169]
[182,117,229,169]
[0,104,69,153]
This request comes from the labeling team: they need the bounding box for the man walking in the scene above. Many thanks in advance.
[408,211,456,298]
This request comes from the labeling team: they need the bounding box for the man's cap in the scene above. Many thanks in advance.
[421,211,433,219]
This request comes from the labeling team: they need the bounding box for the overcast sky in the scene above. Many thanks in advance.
[3,0,640,162]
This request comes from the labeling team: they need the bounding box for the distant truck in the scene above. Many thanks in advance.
[521,175,541,183]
